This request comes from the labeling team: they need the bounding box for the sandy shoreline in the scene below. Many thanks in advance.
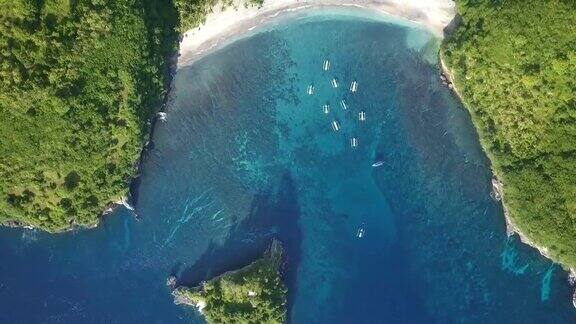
[178,0,456,67]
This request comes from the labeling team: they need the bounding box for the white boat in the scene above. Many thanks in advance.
[331,78,339,88]
[331,120,340,132]
[340,99,348,110]
[323,60,330,71]
[157,112,167,122]
[350,80,358,93]
[357,227,365,238]
[350,137,358,148]
[307,85,314,95]
[359,111,366,122]
[371,161,384,167]
[323,104,330,114]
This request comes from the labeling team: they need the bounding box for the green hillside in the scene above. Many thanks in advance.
[0,0,178,231]
[442,0,576,267]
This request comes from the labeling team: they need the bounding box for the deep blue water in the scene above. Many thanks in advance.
[1,10,575,323]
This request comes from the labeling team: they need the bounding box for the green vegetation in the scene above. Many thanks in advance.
[0,0,178,232]
[0,0,268,233]
[442,0,576,267]
[173,240,287,324]
[175,0,264,32]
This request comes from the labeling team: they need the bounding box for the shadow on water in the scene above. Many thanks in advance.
[175,172,302,320]
[342,236,438,323]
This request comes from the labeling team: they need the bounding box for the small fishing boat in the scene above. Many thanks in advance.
[323,60,330,71]
[307,85,314,95]
[340,99,348,110]
[331,78,339,88]
[323,104,330,114]
[357,227,365,238]
[371,161,384,167]
[359,111,366,122]
[331,120,340,132]
[350,80,358,93]
[350,137,358,148]
[157,112,167,122]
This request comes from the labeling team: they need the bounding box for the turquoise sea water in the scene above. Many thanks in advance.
[1,10,575,323]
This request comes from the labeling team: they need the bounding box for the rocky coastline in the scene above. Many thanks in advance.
[170,239,287,322]
[439,52,576,308]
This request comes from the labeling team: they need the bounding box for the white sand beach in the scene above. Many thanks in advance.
[178,0,456,66]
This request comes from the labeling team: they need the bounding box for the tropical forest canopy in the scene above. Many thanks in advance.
[0,0,180,232]
[443,0,576,268]
[173,240,287,324]
[0,0,266,233]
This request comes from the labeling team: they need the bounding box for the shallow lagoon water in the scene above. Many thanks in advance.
[1,10,576,323]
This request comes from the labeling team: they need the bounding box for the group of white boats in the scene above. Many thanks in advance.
[308,59,366,151]
[314,60,380,239]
